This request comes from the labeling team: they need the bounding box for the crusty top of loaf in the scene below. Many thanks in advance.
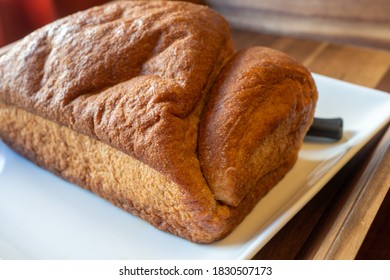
[0,1,234,209]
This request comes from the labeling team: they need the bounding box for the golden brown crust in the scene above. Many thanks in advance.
[0,2,317,243]
[199,47,318,206]
[0,0,233,194]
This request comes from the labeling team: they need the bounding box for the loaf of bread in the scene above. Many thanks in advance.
[0,1,317,243]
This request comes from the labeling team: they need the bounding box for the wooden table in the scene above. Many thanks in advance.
[231,29,390,260]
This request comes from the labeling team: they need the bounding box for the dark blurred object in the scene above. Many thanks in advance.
[0,0,56,46]
[307,117,343,141]
[52,0,110,18]
[0,0,110,47]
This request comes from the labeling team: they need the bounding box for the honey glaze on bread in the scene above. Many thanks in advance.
[0,1,317,243]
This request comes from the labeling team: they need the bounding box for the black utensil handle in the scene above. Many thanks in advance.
[307,117,343,140]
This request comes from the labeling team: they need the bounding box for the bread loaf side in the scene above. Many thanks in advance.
[0,1,317,243]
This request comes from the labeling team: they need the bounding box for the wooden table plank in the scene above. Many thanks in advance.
[208,0,390,49]
[356,189,390,259]
[304,45,390,88]
[297,126,390,259]
[270,38,328,65]
[325,127,390,259]
[376,67,390,92]
[232,29,390,88]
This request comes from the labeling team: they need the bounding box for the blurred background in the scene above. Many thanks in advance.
[0,0,108,47]
[0,0,389,49]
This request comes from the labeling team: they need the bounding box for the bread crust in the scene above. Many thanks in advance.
[199,47,318,206]
[0,1,317,243]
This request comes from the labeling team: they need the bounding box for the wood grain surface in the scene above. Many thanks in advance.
[300,127,390,259]
[207,0,390,49]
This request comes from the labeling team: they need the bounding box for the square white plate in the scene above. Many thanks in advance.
[0,74,389,260]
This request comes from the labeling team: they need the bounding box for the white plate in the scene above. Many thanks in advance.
[0,74,389,260]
